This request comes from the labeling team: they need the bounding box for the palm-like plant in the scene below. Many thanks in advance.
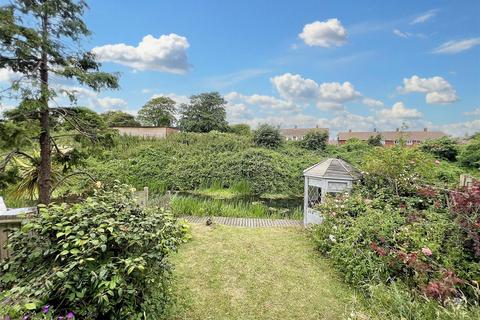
[10,151,61,200]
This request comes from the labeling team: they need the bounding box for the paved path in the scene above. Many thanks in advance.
[181,215,302,228]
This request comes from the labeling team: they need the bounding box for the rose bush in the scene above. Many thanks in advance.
[312,147,480,318]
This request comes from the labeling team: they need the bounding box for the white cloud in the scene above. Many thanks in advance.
[92,34,190,74]
[399,75,458,104]
[393,29,409,38]
[299,19,347,47]
[225,102,252,123]
[392,29,426,39]
[97,97,127,109]
[377,102,422,119]
[270,73,361,111]
[151,93,190,105]
[0,68,21,83]
[318,81,360,102]
[410,9,438,25]
[225,91,299,112]
[362,97,384,108]
[464,108,480,117]
[241,113,321,129]
[270,73,318,102]
[435,119,480,137]
[316,101,345,111]
[57,85,128,110]
[0,103,15,115]
[432,38,480,54]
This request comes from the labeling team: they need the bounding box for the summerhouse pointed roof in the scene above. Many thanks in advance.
[303,158,361,180]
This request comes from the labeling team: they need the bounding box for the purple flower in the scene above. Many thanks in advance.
[57,317,64,320]
[42,305,50,313]
[22,316,29,320]
[66,311,75,319]
[5,316,11,320]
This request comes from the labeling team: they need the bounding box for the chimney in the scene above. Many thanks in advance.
[294,125,297,129]
[349,129,352,133]
[424,128,428,132]
[373,128,377,132]
[316,124,319,128]
[396,128,399,132]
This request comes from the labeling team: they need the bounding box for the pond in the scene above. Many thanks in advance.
[172,192,304,220]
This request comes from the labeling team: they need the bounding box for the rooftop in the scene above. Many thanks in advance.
[338,130,447,141]
[303,158,361,180]
[280,127,329,137]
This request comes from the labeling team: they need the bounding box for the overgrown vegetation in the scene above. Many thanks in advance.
[312,146,480,319]
[301,130,329,151]
[253,123,284,149]
[0,183,187,319]
[81,131,322,197]
[170,195,303,219]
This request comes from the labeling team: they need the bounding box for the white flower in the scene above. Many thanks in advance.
[329,234,336,243]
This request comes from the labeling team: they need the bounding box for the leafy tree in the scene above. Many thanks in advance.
[301,130,329,150]
[367,134,383,147]
[0,0,119,204]
[137,96,176,127]
[458,134,480,168]
[420,136,458,161]
[253,124,283,148]
[179,92,228,132]
[229,123,251,135]
[101,110,139,127]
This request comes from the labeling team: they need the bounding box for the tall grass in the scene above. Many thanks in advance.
[170,196,302,219]
[195,180,252,199]
[348,283,480,320]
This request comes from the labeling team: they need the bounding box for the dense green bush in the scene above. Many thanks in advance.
[458,135,480,169]
[0,184,186,319]
[84,132,321,197]
[301,130,328,151]
[253,124,283,148]
[421,137,459,161]
[361,146,437,196]
[228,123,251,136]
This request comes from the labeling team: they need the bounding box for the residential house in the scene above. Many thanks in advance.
[337,128,447,146]
[280,126,329,141]
[112,127,179,138]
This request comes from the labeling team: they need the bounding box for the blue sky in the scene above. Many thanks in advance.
[1,0,480,136]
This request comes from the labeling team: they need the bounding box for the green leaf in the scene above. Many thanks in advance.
[24,302,36,310]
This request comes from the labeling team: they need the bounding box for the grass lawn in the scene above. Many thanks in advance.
[168,224,359,320]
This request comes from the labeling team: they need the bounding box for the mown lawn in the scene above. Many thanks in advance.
[168,224,359,320]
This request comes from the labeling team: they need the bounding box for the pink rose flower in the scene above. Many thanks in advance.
[435,160,440,165]
[422,247,432,256]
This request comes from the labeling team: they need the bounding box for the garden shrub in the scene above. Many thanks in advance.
[0,183,186,319]
[361,146,437,197]
[253,124,283,148]
[301,130,328,151]
[421,137,459,161]
[458,135,480,169]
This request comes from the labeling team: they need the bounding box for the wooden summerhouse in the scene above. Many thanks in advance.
[303,158,361,225]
